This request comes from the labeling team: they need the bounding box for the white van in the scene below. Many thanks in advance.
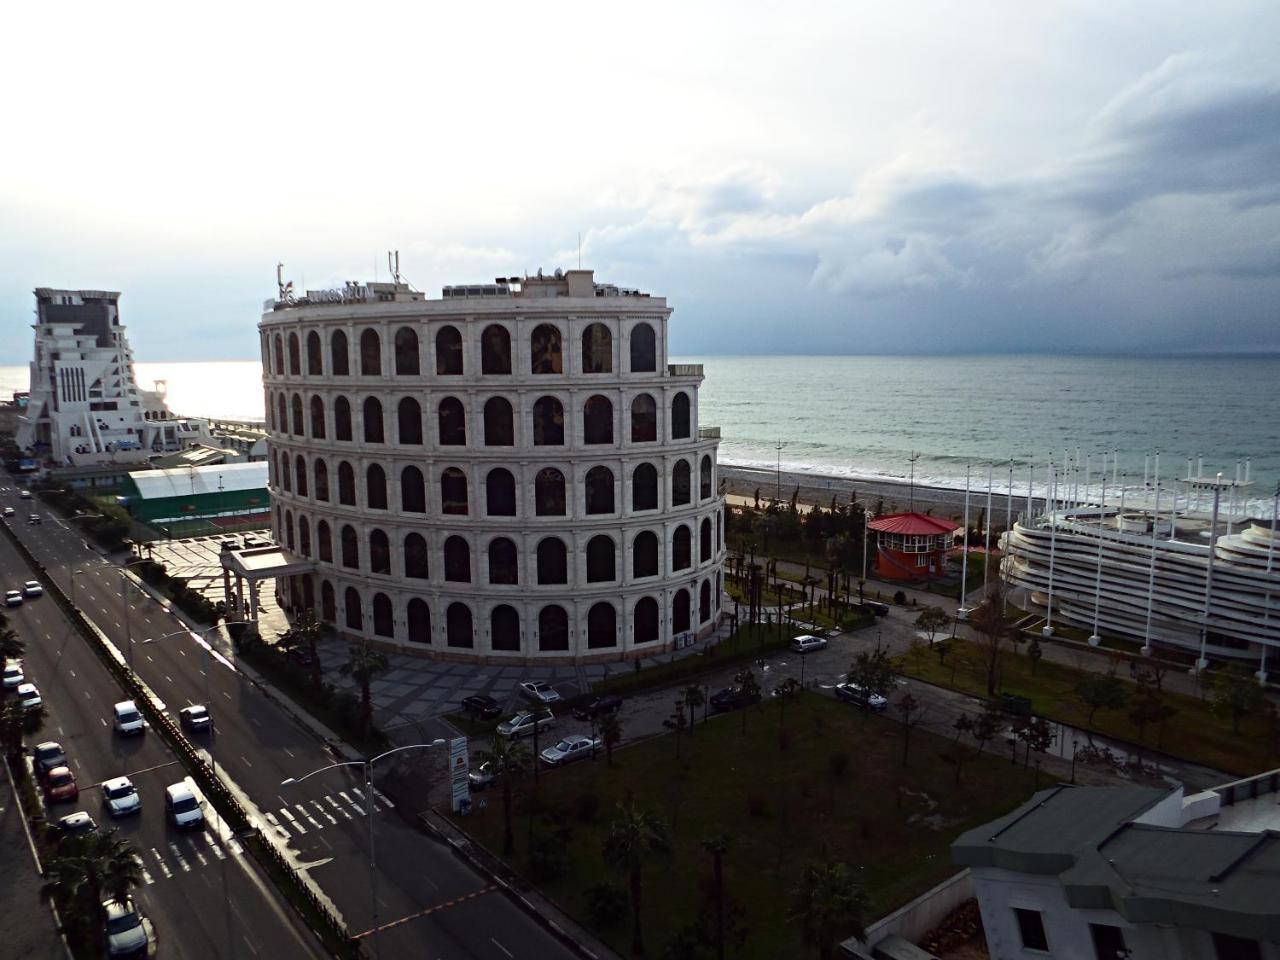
[164,782,204,830]
[112,700,145,736]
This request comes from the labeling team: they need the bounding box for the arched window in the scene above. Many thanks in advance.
[340,524,359,568]
[294,455,308,497]
[438,397,466,445]
[444,536,471,582]
[483,397,514,446]
[632,531,659,578]
[344,588,363,630]
[717,510,722,548]
[585,465,615,515]
[481,325,512,375]
[407,599,431,644]
[535,468,566,516]
[331,331,350,376]
[279,452,291,492]
[284,510,294,549]
[372,593,394,637]
[314,459,329,502]
[586,535,616,583]
[360,328,382,376]
[334,396,352,441]
[321,581,336,621]
[366,464,387,509]
[436,326,463,375]
[370,529,390,574]
[632,463,658,511]
[338,462,356,505]
[400,466,426,513]
[276,394,288,435]
[488,537,519,585]
[288,333,301,375]
[536,538,568,585]
[394,327,419,376]
[310,395,326,439]
[671,392,691,439]
[588,603,617,648]
[630,323,656,372]
[404,533,429,579]
[446,603,473,648]
[441,467,468,515]
[530,324,562,374]
[701,455,713,500]
[630,394,657,442]
[273,334,284,375]
[673,589,691,634]
[634,597,659,644]
[700,580,712,623]
[291,393,304,435]
[582,323,612,373]
[532,396,564,445]
[673,524,691,570]
[486,468,516,516]
[363,397,384,444]
[491,605,520,651]
[298,516,311,556]
[672,460,691,506]
[317,521,332,562]
[397,398,422,445]
[307,331,323,375]
[701,517,713,562]
[583,395,613,444]
[538,605,569,651]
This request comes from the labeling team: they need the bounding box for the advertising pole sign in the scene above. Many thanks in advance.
[450,737,470,813]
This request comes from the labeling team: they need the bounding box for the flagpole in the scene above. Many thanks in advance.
[959,464,971,620]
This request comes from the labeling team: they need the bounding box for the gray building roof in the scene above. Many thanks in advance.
[127,460,267,499]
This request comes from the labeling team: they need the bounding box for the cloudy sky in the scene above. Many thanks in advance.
[2,1,1278,360]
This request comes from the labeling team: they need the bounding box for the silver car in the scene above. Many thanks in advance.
[540,734,601,766]
[102,777,141,817]
[2,660,22,690]
[496,710,554,739]
[16,682,42,712]
[103,898,148,957]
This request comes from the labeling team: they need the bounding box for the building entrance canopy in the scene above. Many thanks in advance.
[219,543,314,623]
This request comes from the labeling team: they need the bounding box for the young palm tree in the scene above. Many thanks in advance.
[789,859,869,960]
[701,834,732,960]
[279,610,324,688]
[340,641,389,740]
[603,801,671,956]
[474,735,529,856]
[0,699,45,761]
[682,685,706,734]
[41,830,142,943]
[0,624,24,662]
[598,711,623,767]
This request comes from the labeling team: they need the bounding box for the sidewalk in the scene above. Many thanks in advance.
[1,762,70,960]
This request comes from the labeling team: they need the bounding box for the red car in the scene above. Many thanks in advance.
[44,766,79,803]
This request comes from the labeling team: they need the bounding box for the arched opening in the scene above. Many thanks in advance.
[483,397,514,446]
[632,531,659,578]
[446,603,473,648]
[535,468,566,516]
[394,326,420,375]
[338,461,356,505]
[307,331,323,375]
[298,516,311,556]
[330,330,349,376]
[407,599,431,644]
[587,603,617,648]
[481,324,512,375]
[276,395,287,435]
[700,455,713,499]
[321,581,336,621]
[438,397,466,445]
[291,393,304,435]
[488,537,519,584]
[536,538,568,585]
[630,323,656,372]
[671,392,690,439]
[583,395,613,444]
[538,605,569,651]
[397,398,422,445]
[404,532,429,579]
[634,596,659,644]
[530,324,562,374]
[632,463,658,511]
[400,466,426,513]
[359,328,382,376]
[288,333,301,375]
[314,459,329,502]
[630,394,657,442]
[317,521,332,562]
[362,397,384,444]
[673,589,691,634]
[334,396,352,441]
[586,535,616,583]
[284,510,294,549]
[341,524,359,568]
[441,467,468,515]
[581,323,612,373]
[532,396,564,445]
[310,395,326,438]
[486,468,517,516]
[294,455,308,496]
[370,529,390,574]
[366,464,387,509]
[701,517,712,562]
[279,452,291,492]
[436,326,463,375]
[491,605,520,651]
[673,524,691,570]
[444,536,471,582]
[373,593,394,637]
[344,588,363,630]
[585,465,615,515]
[672,460,691,506]
[700,580,712,623]
[273,334,284,375]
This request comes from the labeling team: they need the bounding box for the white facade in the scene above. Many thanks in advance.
[260,270,727,662]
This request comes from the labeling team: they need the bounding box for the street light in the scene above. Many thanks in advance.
[118,559,152,670]
[68,568,92,608]
[282,740,447,959]
[1071,738,1080,784]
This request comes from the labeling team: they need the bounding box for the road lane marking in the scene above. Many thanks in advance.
[134,856,155,885]
[295,804,323,830]
[491,938,514,958]
[150,849,173,879]
[207,837,227,860]
[372,787,393,808]
[178,648,186,657]
[282,747,294,758]
[241,756,253,768]
[186,838,208,867]
[168,842,191,872]
[264,812,291,839]
[351,885,497,939]
[165,675,173,683]
[325,795,353,820]
[68,669,75,678]
[222,691,231,700]
[310,800,337,825]
[227,836,243,855]
[279,808,306,834]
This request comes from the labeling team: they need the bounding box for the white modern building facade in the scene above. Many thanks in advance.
[260,269,726,662]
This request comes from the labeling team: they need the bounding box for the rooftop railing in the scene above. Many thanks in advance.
[668,363,703,377]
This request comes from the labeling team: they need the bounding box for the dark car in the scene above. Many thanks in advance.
[861,601,890,617]
[286,646,316,668]
[33,741,68,778]
[461,694,502,721]
[710,687,761,712]
[571,695,623,722]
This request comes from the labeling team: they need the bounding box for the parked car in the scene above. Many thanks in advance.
[497,710,554,739]
[112,700,145,736]
[5,590,22,607]
[33,741,67,777]
[44,766,80,803]
[164,782,204,829]
[834,681,888,712]
[27,514,41,525]
[2,660,23,690]
[861,600,890,617]
[56,811,98,838]
[540,734,601,766]
[16,682,42,712]
[460,694,503,721]
[178,704,212,732]
[571,695,623,721]
[22,580,43,598]
[789,634,828,654]
[103,897,149,958]
[710,686,761,712]
[101,777,141,817]
[519,680,562,704]
[469,757,510,791]
[18,489,31,499]
[2,506,13,517]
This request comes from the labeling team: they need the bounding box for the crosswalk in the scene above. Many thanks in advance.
[262,787,392,841]
[133,830,245,885]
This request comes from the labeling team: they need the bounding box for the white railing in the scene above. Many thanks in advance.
[668,363,703,377]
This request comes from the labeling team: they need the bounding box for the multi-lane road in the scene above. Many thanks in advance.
[2,482,583,960]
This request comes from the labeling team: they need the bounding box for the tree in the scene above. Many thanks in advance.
[968,581,1014,695]
[40,830,142,946]
[0,624,24,662]
[734,668,761,733]
[702,834,732,960]
[1,698,46,761]
[475,735,529,856]
[683,685,706,733]
[664,698,688,760]
[846,648,897,699]
[340,641,389,740]
[896,693,925,766]
[1209,666,1265,734]
[599,711,623,767]
[603,801,672,956]
[278,610,323,688]
[970,703,1001,756]
[789,860,869,960]
[774,677,801,745]
[1026,638,1043,675]
[1074,675,1130,732]
[914,606,950,646]
[1017,717,1055,785]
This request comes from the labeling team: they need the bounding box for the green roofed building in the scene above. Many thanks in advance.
[121,461,269,535]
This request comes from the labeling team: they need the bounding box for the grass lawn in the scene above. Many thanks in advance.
[902,639,1279,776]
[593,624,790,696]
[456,693,1039,958]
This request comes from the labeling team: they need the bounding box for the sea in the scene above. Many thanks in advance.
[3,355,1277,512]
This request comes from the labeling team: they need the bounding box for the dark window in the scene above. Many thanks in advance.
[360,328,382,376]
[1090,924,1129,960]
[317,521,332,562]
[583,395,613,444]
[344,588,362,630]
[700,580,711,622]
[536,538,568,585]
[438,397,466,445]
[369,529,390,574]
[630,323,656,372]
[634,597,659,644]
[441,468,468,515]
[314,459,329,501]
[532,396,564,445]
[488,538,519,585]
[307,331,323,375]
[436,326,463,375]
[338,462,356,505]
[334,396,352,441]
[362,397,384,444]
[366,464,387,509]
[701,455,713,499]
[701,517,712,562]
[404,533,429,579]
[673,460,691,506]
[394,327,420,375]
[633,531,659,578]
[585,465,615,515]
[288,333,301,375]
[631,394,657,442]
[444,536,471,582]
[535,468,566,516]
[1213,933,1263,960]
[672,589,690,634]
[446,603,473,648]
[340,525,359,569]
[673,525,691,570]
[491,605,520,651]
[1014,909,1049,952]
[486,468,517,516]
[298,516,311,556]
[277,394,287,434]
[530,324,562,374]
[538,605,569,651]
[291,393,304,435]
[401,466,426,513]
[284,510,294,549]
[279,452,291,492]
[581,323,612,373]
[273,334,284,375]
[407,599,431,644]
[587,603,616,648]
[481,325,512,375]
[397,398,422,445]
[372,593,393,637]
[310,395,326,438]
[295,455,308,496]
[483,397,514,446]
[586,535,616,583]
[632,463,658,510]
[717,510,722,548]
[331,331,349,376]
[321,581,336,621]
[671,392,690,439]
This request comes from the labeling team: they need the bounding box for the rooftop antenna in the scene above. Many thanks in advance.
[388,250,402,285]
[908,451,920,513]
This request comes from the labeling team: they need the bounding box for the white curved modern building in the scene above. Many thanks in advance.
[259,269,726,662]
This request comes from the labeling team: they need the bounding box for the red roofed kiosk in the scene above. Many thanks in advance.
[867,512,959,581]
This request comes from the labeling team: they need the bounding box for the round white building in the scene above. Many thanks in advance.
[259,269,726,662]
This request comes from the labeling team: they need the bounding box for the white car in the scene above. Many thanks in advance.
[22,580,43,598]
[2,506,13,517]
[497,710,555,739]
[2,660,23,690]
[103,897,149,957]
[164,782,204,830]
[4,590,22,608]
[789,634,828,654]
[519,680,562,704]
[18,489,31,499]
[179,704,212,732]
[16,682,42,712]
[112,700,145,736]
[540,734,601,766]
[101,776,141,817]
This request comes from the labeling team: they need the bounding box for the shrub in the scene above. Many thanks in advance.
[893,590,907,605]
[574,791,601,824]
[529,831,571,881]
[584,882,628,928]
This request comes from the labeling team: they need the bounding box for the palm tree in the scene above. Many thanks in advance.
[789,860,869,960]
[0,624,24,662]
[279,610,324,688]
[1,699,45,761]
[682,685,706,734]
[41,830,142,943]
[603,801,671,956]
[340,642,389,740]
[599,711,623,767]
[475,735,529,856]
[701,834,732,960]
